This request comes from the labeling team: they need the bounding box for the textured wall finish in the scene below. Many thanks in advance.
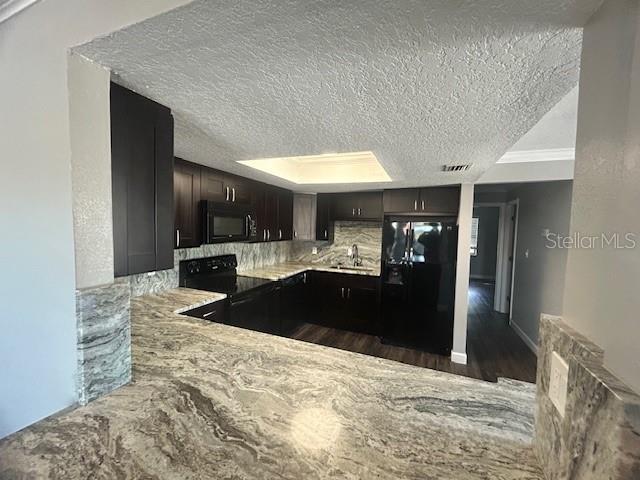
[68,53,114,289]
[561,0,640,394]
[0,0,193,439]
[535,314,640,479]
[73,0,603,193]
[76,279,131,405]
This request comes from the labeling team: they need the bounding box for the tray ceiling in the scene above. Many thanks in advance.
[74,0,603,192]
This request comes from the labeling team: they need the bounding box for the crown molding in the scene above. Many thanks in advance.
[497,147,575,164]
[0,0,40,24]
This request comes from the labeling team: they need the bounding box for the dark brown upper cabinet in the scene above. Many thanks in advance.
[419,186,460,215]
[174,158,201,248]
[383,186,460,215]
[330,191,382,221]
[255,186,293,242]
[277,190,294,240]
[201,169,227,203]
[316,193,331,240]
[201,168,251,205]
[111,82,174,277]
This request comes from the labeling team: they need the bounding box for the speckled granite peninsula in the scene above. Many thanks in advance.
[0,288,543,479]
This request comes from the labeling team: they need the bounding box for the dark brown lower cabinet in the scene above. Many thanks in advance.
[307,271,380,334]
[111,82,174,277]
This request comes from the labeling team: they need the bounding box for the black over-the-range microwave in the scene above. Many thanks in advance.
[201,200,258,243]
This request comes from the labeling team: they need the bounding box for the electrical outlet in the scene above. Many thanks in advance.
[549,351,569,417]
[312,247,318,255]
[347,247,353,256]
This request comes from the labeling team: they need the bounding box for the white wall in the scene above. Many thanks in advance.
[0,0,191,439]
[507,181,573,348]
[562,0,640,393]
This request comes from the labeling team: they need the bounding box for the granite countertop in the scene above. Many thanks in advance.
[0,288,542,479]
[240,261,380,281]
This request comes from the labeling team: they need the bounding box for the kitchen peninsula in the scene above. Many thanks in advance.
[0,288,542,479]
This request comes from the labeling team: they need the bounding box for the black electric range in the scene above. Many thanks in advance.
[179,254,280,333]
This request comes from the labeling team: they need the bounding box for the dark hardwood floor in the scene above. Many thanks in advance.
[289,280,537,383]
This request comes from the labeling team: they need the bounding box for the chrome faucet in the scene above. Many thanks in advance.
[351,244,362,266]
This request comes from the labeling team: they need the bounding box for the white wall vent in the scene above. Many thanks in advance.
[442,164,472,172]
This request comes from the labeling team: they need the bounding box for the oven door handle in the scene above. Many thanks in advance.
[230,296,255,307]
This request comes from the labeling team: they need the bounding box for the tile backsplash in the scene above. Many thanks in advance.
[291,221,382,272]
[128,220,383,297]
[128,240,295,297]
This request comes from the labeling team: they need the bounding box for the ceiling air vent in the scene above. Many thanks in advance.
[442,164,472,172]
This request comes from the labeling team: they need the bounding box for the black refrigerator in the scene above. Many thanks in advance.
[381,217,458,354]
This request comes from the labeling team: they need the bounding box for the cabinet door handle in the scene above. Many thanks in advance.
[294,230,297,239]
[352,208,355,216]
[422,200,425,210]
[414,199,418,211]
[232,187,236,202]
[225,187,229,201]
[324,229,328,239]
[263,229,266,241]
[358,208,361,216]
[202,310,217,318]
[279,229,282,240]
[341,287,345,299]
[176,229,180,247]
[347,288,351,299]
[267,229,271,240]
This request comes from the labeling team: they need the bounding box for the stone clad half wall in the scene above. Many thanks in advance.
[75,280,131,405]
[535,314,640,479]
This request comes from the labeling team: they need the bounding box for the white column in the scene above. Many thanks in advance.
[451,183,474,364]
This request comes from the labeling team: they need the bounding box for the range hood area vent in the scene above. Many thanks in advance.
[441,164,472,172]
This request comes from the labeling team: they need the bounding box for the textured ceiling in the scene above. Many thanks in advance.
[74,0,603,193]
[508,86,579,152]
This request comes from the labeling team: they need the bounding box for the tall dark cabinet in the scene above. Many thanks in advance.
[111,83,174,276]
[174,158,201,248]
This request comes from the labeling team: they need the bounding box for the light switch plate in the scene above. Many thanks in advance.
[549,351,569,417]
[347,247,353,256]
[312,247,318,255]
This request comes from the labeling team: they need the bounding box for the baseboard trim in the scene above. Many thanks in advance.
[450,351,468,364]
[509,320,538,355]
